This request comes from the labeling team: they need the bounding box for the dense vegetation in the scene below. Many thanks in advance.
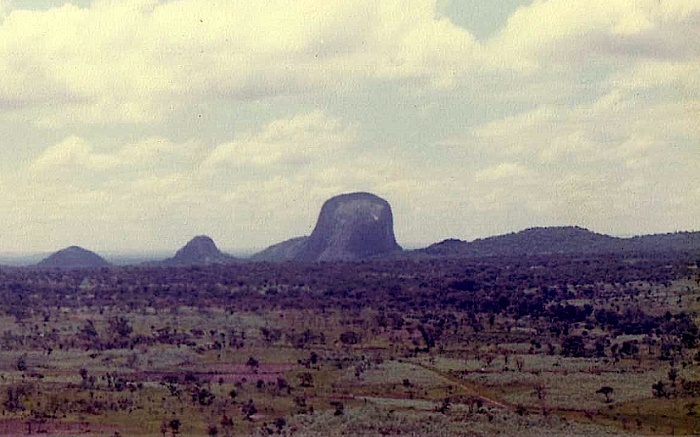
[0,251,698,435]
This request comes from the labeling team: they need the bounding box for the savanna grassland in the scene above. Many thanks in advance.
[0,252,698,436]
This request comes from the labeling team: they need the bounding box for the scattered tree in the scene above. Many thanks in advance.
[596,386,614,403]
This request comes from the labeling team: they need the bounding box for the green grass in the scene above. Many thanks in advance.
[0,276,697,437]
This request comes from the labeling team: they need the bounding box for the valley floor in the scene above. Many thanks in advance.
[0,253,697,436]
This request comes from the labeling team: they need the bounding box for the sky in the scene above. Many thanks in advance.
[0,0,699,254]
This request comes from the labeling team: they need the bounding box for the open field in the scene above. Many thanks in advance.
[0,252,698,436]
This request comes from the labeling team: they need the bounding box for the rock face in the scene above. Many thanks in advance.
[164,235,235,265]
[251,192,403,262]
[37,246,110,269]
[295,192,402,262]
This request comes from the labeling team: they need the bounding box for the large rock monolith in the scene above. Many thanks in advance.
[294,192,402,262]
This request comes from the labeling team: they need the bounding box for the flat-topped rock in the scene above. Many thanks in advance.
[295,192,402,262]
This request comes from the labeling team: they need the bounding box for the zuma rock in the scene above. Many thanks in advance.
[37,246,111,269]
[295,192,402,262]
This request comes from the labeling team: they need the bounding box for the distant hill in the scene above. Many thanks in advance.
[623,232,700,253]
[417,227,700,258]
[36,246,111,269]
[161,235,237,266]
[251,192,402,262]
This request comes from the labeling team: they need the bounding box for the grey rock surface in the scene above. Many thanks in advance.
[37,246,111,269]
[164,235,235,265]
[251,192,402,262]
[296,192,402,261]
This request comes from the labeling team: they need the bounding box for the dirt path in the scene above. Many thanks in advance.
[404,359,512,410]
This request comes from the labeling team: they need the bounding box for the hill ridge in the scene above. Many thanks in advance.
[418,226,700,258]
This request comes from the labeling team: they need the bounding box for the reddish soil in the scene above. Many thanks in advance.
[142,363,294,384]
[0,419,116,436]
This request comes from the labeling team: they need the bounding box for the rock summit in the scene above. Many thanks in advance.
[255,192,402,262]
[37,246,111,269]
[164,235,235,265]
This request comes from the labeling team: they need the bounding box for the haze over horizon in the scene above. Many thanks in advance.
[1,0,698,253]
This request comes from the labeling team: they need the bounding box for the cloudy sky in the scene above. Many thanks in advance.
[1,0,698,254]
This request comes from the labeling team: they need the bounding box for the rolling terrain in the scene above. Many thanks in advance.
[0,192,698,435]
[0,249,697,435]
[418,226,700,258]
[15,192,700,267]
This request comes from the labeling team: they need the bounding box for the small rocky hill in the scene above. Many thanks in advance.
[252,192,403,262]
[36,246,111,269]
[162,235,236,266]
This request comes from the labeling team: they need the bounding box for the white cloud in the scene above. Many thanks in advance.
[0,0,478,125]
[30,135,205,180]
[31,136,117,173]
[1,0,698,251]
[0,1,9,20]
[609,59,700,99]
[14,110,410,250]
[458,84,700,236]
[204,111,356,169]
[475,162,532,181]
[490,0,700,68]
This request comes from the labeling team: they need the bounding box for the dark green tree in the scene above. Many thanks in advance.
[596,386,614,403]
